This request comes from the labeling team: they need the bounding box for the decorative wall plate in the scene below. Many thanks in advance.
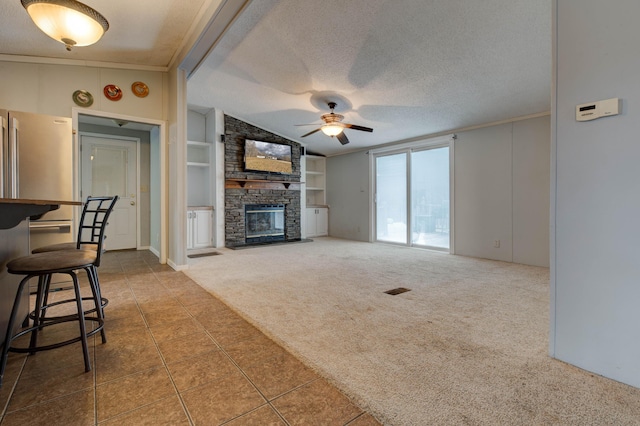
[72,90,94,107]
[131,81,149,98]
[103,84,123,101]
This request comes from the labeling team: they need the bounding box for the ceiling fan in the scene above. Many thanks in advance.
[298,102,373,145]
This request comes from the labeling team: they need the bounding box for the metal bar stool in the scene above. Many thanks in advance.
[31,196,118,328]
[0,195,118,387]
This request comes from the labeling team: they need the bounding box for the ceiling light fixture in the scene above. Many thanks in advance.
[21,0,109,51]
[321,123,344,137]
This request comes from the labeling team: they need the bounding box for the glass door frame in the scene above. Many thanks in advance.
[370,134,455,253]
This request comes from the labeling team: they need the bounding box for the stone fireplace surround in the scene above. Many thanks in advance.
[224,115,302,247]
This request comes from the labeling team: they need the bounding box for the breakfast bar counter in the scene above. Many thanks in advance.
[0,198,81,229]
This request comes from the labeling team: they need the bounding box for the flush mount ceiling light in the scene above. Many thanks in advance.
[21,0,109,51]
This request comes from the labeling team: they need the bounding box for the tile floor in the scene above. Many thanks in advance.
[0,250,380,425]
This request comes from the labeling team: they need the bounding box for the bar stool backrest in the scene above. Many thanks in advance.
[76,196,119,267]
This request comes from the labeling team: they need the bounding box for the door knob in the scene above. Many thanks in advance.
[130,201,136,206]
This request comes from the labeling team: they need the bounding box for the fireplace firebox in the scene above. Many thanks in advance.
[245,204,285,244]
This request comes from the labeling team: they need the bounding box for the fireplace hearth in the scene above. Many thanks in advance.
[245,204,285,244]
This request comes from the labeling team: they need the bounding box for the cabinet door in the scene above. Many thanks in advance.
[305,207,318,237]
[193,209,212,248]
[186,211,194,249]
[316,207,328,236]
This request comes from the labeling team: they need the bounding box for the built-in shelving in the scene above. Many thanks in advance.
[305,154,326,206]
[187,140,212,207]
[304,154,328,237]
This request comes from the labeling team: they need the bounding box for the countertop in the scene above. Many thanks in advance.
[0,198,82,230]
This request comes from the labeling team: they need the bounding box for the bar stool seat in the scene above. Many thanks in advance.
[0,249,105,387]
[9,249,97,272]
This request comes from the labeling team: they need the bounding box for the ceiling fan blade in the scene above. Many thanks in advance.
[301,128,322,137]
[295,123,320,126]
[337,132,350,145]
[344,123,374,132]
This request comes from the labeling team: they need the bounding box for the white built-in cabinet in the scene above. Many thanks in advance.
[187,207,213,249]
[306,207,328,237]
[305,154,328,237]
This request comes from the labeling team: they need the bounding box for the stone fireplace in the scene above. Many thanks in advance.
[224,116,302,247]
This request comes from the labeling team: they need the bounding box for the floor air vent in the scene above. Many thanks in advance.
[384,287,411,295]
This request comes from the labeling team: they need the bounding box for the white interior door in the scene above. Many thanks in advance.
[81,135,138,250]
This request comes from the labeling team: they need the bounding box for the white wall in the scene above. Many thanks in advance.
[552,0,640,388]
[327,115,550,267]
[187,110,206,141]
[167,67,188,269]
[0,61,166,120]
[455,124,514,262]
[455,116,550,266]
[513,117,550,266]
[326,151,370,242]
[150,126,161,255]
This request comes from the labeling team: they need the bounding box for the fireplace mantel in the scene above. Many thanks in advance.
[225,179,302,190]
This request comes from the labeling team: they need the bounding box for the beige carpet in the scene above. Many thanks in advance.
[185,237,640,425]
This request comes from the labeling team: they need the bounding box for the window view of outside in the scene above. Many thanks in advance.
[376,153,407,244]
[411,147,449,249]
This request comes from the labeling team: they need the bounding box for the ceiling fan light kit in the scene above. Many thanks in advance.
[300,101,373,145]
[21,0,109,51]
[321,123,344,136]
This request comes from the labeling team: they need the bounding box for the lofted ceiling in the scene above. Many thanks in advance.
[0,0,551,157]
[187,0,552,156]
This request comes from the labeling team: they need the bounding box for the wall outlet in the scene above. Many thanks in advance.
[494,240,500,248]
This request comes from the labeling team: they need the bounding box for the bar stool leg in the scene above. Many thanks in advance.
[70,272,91,373]
[85,266,107,344]
[28,275,48,355]
[0,275,31,387]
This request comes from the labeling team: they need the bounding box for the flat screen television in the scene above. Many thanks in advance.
[244,139,292,174]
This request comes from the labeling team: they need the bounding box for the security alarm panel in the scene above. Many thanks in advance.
[576,98,620,121]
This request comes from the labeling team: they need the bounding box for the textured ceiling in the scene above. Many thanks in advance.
[0,0,551,157]
[187,0,552,156]
[0,0,209,67]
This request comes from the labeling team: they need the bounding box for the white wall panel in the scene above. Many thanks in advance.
[326,151,370,242]
[553,0,640,388]
[513,116,550,267]
[454,124,513,261]
[0,61,166,120]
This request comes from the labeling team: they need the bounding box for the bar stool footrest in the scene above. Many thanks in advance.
[7,316,104,354]
[28,296,109,322]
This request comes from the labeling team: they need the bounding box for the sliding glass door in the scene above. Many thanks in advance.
[376,153,407,243]
[375,140,451,250]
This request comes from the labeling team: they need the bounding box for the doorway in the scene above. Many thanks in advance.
[80,134,139,250]
[73,109,167,264]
